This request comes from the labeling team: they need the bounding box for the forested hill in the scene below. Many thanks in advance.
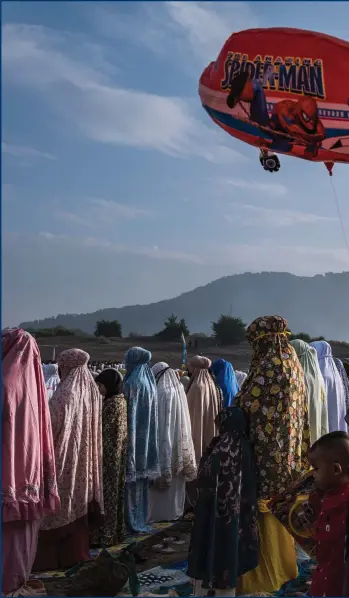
[20,271,349,340]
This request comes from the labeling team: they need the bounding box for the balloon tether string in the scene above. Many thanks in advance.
[329,176,349,257]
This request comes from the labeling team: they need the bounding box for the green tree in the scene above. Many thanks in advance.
[156,314,190,341]
[212,315,246,346]
[94,319,122,338]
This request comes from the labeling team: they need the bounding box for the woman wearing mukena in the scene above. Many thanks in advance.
[236,315,310,594]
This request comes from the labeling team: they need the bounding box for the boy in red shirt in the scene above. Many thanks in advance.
[308,431,349,597]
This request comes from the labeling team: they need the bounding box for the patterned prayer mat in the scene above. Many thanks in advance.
[124,561,189,595]
[30,522,174,580]
[130,559,314,597]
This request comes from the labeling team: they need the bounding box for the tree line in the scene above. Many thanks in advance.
[27,314,326,347]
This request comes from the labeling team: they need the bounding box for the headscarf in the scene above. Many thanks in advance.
[310,341,347,432]
[186,355,223,464]
[334,358,349,411]
[124,347,160,483]
[291,339,328,443]
[95,368,123,399]
[211,358,240,407]
[236,370,248,388]
[152,362,197,484]
[43,363,60,401]
[41,348,103,530]
[2,328,60,522]
[235,315,310,500]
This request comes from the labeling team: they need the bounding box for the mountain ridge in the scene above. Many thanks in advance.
[20,271,349,340]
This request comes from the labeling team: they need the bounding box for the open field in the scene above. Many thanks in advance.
[37,336,349,371]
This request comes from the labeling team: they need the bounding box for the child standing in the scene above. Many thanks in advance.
[308,431,349,597]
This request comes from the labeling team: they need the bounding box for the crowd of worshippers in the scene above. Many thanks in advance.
[2,316,349,597]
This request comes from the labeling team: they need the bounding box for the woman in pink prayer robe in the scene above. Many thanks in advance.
[2,329,60,596]
[34,348,104,571]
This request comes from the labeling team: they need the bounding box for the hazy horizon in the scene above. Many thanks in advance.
[13,270,349,329]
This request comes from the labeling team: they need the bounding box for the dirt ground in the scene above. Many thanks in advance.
[37,336,349,371]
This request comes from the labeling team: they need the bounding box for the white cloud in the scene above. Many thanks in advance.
[56,198,152,230]
[222,178,288,199]
[165,2,258,64]
[92,2,258,68]
[37,231,204,264]
[2,141,55,161]
[211,241,349,272]
[2,23,113,89]
[87,198,150,219]
[226,203,337,227]
[33,230,349,272]
[39,231,56,240]
[56,210,94,228]
[2,22,245,164]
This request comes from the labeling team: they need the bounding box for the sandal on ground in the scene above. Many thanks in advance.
[152,543,175,554]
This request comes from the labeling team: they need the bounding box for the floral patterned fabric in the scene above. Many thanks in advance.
[235,315,310,500]
[2,328,60,523]
[96,394,128,546]
[187,406,259,590]
[41,348,103,530]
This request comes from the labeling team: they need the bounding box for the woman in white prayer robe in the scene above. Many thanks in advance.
[148,362,197,522]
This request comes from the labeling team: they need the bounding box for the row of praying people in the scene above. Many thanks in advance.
[2,321,349,597]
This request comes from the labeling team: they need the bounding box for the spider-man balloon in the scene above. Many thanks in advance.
[199,27,349,174]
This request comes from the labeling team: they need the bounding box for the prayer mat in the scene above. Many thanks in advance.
[137,559,314,597]
[123,562,189,595]
[30,522,174,580]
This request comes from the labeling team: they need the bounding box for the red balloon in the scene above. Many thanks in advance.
[199,28,349,170]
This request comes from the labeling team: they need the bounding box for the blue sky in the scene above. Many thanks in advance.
[2,1,349,326]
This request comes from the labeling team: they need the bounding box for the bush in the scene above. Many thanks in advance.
[94,319,122,338]
[156,314,190,341]
[26,326,76,338]
[212,315,246,346]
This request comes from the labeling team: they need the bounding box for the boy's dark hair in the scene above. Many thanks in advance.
[310,431,349,451]
[310,431,349,465]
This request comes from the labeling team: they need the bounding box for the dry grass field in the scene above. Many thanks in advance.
[37,335,349,371]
